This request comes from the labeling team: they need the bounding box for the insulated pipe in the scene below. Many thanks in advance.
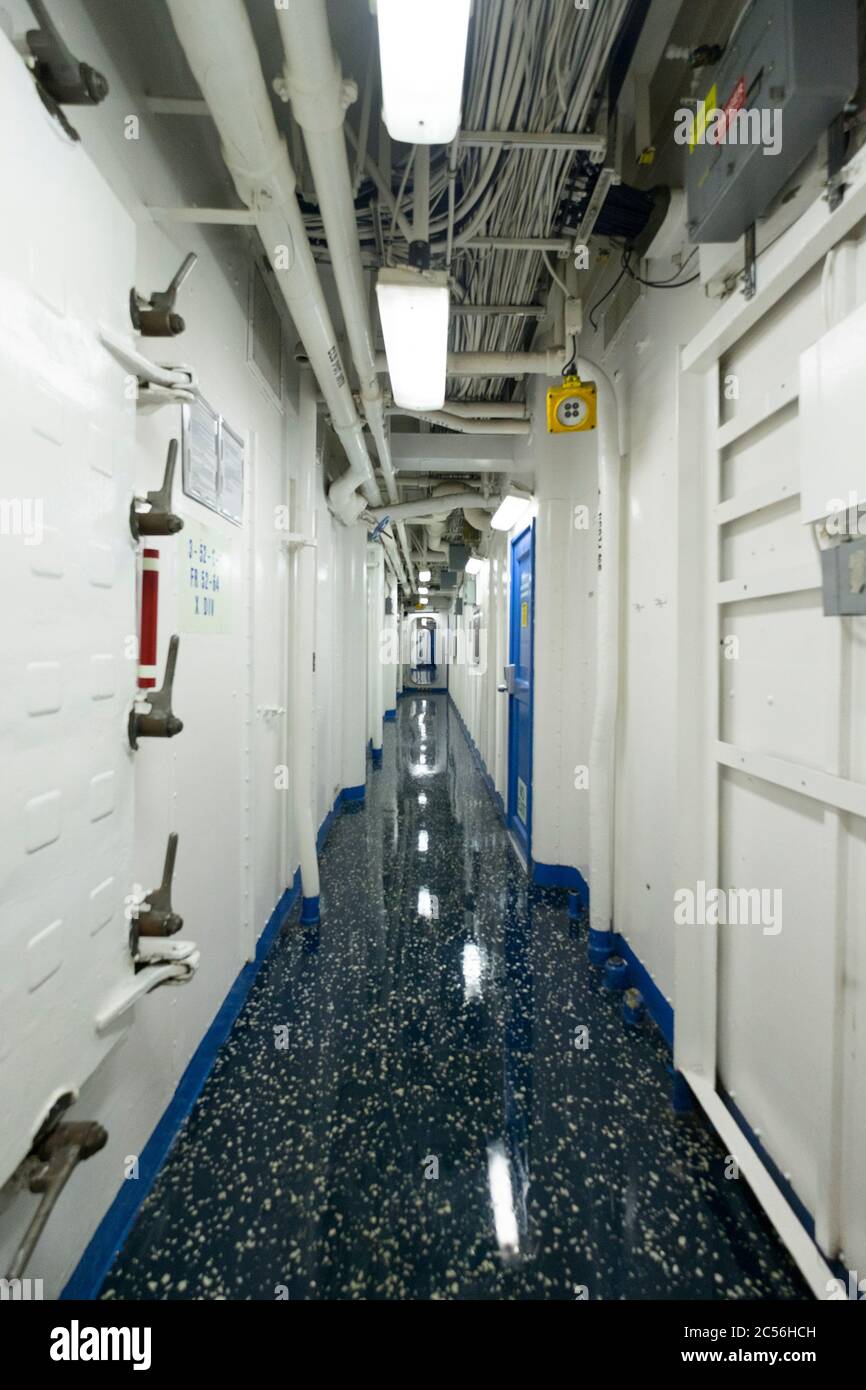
[165,0,378,527]
[369,492,499,524]
[274,0,415,588]
[391,409,529,435]
[579,354,622,966]
[375,349,566,376]
[294,375,321,922]
[440,400,529,419]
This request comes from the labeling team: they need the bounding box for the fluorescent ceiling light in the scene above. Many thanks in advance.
[490,492,532,532]
[376,0,472,145]
[418,586,429,595]
[465,556,484,576]
[419,597,429,606]
[376,267,449,410]
[419,569,432,582]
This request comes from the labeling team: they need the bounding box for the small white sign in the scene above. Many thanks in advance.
[517,776,528,825]
[180,518,233,634]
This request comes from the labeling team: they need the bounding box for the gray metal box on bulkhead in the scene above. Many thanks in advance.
[686,0,857,244]
[821,537,866,616]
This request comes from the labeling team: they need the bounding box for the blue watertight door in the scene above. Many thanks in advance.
[508,523,534,860]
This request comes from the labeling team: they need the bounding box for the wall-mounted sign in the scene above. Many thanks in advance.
[181,394,245,526]
[180,517,233,634]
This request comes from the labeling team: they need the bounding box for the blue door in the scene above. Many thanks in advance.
[508,523,534,860]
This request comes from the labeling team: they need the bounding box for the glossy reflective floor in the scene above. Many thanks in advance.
[101,695,808,1301]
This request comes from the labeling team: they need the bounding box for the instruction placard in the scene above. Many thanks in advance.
[182,395,245,525]
[180,517,233,634]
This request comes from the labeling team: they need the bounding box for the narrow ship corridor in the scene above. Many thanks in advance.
[100,699,807,1301]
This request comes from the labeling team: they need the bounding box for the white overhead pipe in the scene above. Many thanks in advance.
[579,354,623,968]
[392,409,529,435]
[164,0,377,527]
[274,0,415,588]
[369,492,499,524]
[375,349,566,376]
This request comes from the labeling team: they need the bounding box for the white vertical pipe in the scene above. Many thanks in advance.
[275,0,416,589]
[579,355,622,962]
[165,0,378,526]
[366,546,386,760]
[342,525,369,795]
[293,375,321,921]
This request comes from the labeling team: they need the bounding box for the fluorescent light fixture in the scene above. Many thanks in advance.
[490,492,532,532]
[419,597,429,606]
[418,586,429,595]
[376,0,471,145]
[465,556,484,576]
[376,267,449,410]
[419,569,432,582]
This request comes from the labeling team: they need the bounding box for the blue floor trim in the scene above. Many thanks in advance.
[384,709,397,722]
[532,862,590,900]
[341,783,365,803]
[613,932,674,1051]
[61,868,302,1301]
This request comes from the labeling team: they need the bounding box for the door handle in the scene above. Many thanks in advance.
[130,438,184,539]
[5,1099,107,1281]
[130,251,198,337]
[132,832,183,952]
[128,634,184,747]
[502,663,516,694]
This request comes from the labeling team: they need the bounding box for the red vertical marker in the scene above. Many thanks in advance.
[139,547,159,689]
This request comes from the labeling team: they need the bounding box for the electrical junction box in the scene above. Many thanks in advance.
[449,543,470,571]
[685,0,857,244]
[821,538,866,616]
[547,375,597,433]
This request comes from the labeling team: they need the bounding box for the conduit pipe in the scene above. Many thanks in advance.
[369,492,499,524]
[440,400,529,419]
[274,0,415,588]
[165,0,378,527]
[375,349,566,376]
[579,354,622,966]
[294,374,321,922]
[392,409,529,435]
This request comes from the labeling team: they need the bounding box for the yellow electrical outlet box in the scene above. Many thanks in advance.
[546,375,597,433]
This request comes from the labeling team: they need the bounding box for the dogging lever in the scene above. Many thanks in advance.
[128,635,183,748]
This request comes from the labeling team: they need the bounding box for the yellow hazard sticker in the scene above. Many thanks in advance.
[521,602,529,628]
[691,82,717,152]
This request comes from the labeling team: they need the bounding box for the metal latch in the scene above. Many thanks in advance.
[130,438,185,540]
[25,0,108,142]
[130,252,198,337]
[5,1094,107,1280]
[129,635,184,748]
[131,833,183,955]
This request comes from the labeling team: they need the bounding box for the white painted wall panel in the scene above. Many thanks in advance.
[0,30,138,1191]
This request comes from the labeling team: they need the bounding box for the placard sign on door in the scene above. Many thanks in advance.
[180,517,234,634]
[181,394,245,525]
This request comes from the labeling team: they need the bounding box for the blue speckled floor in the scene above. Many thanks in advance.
[101,694,809,1301]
